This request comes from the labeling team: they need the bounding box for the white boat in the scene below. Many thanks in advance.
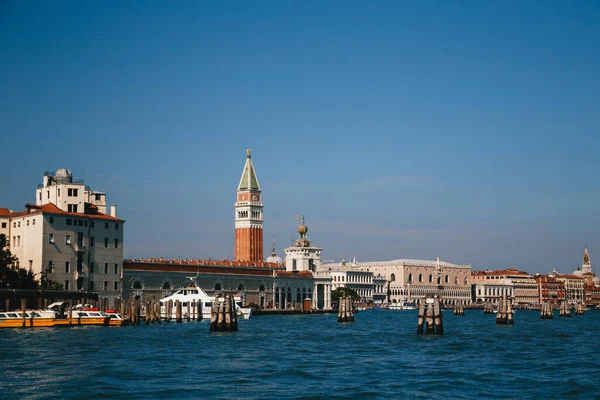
[388,300,417,310]
[159,285,252,320]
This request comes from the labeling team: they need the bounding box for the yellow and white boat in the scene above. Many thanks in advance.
[0,310,56,328]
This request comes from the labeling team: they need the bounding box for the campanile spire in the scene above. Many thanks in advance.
[235,149,263,262]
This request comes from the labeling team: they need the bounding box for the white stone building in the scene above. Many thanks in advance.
[329,258,374,302]
[322,257,472,305]
[275,217,332,310]
[473,279,514,304]
[3,169,124,305]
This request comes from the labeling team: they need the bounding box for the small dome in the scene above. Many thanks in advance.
[266,255,283,264]
[298,224,308,235]
[55,168,72,178]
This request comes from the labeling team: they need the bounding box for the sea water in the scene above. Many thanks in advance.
[1,310,600,399]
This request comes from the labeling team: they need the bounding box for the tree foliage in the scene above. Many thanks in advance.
[332,286,360,302]
[0,234,39,290]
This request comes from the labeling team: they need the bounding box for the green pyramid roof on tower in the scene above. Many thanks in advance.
[238,149,261,191]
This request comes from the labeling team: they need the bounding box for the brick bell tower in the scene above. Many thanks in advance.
[235,149,264,262]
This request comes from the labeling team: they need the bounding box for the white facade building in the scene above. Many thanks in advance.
[322,256,472,305]
[473,279,515,304]
[276,217,332,310]
[330,258,374,302]
[3,169,124,305]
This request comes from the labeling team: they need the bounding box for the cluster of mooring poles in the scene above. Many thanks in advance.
[540,302,554,319]
[483,302,495,314]
[417,295,443,335]
[495,295,514,325]
[559,300,571,317]
[337,297,355,323]
[143,297,163,325]
[209,294,238,332]
[453,302,465,316]
[575,302,585,316]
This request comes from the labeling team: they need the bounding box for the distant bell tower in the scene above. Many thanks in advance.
[235,149,264,262]
[582,247,591,274]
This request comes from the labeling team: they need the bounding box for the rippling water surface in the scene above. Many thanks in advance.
[2,310,600,399]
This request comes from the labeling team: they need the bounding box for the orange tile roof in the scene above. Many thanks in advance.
[132,257,281,269]
[11,203,124,222]
[555,274,585,280]
[276,270,313,278]
[0,208,12,217]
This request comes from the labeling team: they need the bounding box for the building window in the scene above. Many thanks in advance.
[104,281,108,291]
[49,233,54,243]
[391,273,396,282]
[89,262,94,273]
[292,259,297,271]
[65,280,69,290]
[91,221,95,228]
[408,273,412,282]
[114,264,118,274]
[27,220,29,226]
[104,238,108,248]
[84,220,88,227]
[65,261,70,273]
[32,219,35,225]
[105,222,109,229]
[68,204,73,212]
[58,188,60,197]
[48,260,53,273]
[115,223,119,230]
[66,219,72,225]
[17,236,20,246]
[114,239,119,248]
[39,192,41,201]
[90,237,94,247]
[104,263,108,274]
[47,191,49,199]
[77,219,83,226]
[419,274,423,282]
[445,275,449,283]
[114,282,118,291]
[66,235,71,244]
[18,222,20,227]
[1,223,6,228]
[429,274,433,283]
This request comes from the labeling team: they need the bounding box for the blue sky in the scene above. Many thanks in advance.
[1,1,599,273]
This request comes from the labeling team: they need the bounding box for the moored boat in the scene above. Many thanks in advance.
[159,284,252,320]
[48,302,110,327]
[0,310,56,328]
[388,300,417,310]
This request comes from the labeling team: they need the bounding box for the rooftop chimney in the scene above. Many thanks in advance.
[110,204,117,218]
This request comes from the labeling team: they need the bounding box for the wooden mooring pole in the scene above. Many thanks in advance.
[337,297,355,323]
[541,302,554,319]
[417,295,443,335]
[210,294,238,332]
